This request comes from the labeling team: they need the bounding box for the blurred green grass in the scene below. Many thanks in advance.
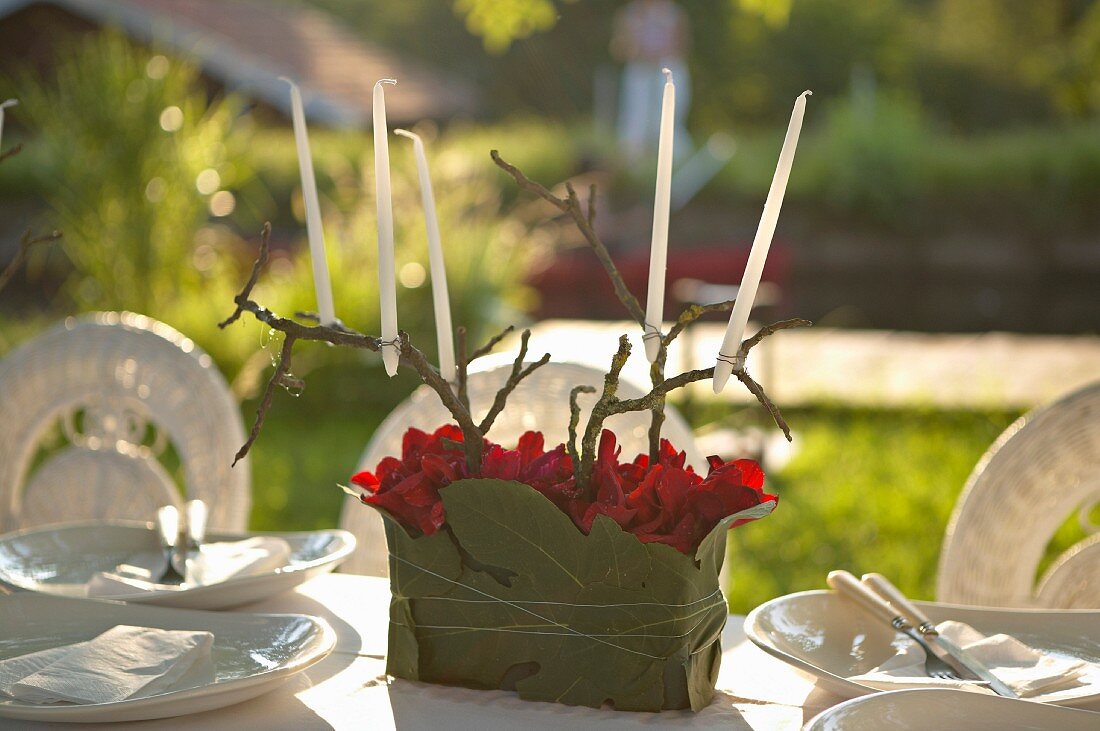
[718,406,1021,613]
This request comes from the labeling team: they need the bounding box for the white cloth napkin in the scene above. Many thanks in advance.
[86,536,293,597]
[852,620,1091,697]
[0,625,214,705]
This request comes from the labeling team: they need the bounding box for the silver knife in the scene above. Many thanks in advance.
[827,571,980,682]
[862,572,1018,699]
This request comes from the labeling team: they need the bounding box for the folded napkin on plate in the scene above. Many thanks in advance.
[852,620,1091,697]
[0,625,214,705]
[86,536,293,597]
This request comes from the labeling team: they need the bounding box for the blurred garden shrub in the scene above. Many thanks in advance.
[9,33,541,385]
[801,94,931,222]
[13,33,252,315]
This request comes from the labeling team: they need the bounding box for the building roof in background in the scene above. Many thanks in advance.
[0,0,478,126]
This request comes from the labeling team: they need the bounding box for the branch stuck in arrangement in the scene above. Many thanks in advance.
[0,143,23,166]
[0,228,61,295]
[492,150,811,487]
[224,151,810,489]
[0,146,60,296]
[221,223,550,472]
[491,150,645,324]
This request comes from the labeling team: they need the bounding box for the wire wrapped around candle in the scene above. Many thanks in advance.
[395,128,456,382]
[373,79,400,377]
[644,69,676,363]
[713,90,811,394]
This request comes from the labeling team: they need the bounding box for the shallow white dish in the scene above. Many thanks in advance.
[804,688,1100,730]
[0,521,355,609]
[0,592,334,723]
[745,590,1100,707]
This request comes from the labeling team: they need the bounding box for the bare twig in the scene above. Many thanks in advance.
[0,143,23,166]
[647,342,668,460]
[568,385,596,465]
[221,222,554,472]
[571,317,810,486]
[478,329,551,433]
[219,222,271,329]
[735,369,792,442]
[0,229,61,294]
[739,317,812,354]
[577,335,633,488]
[663,299,737,346]
[233,334,297,465]
[492,150,645,324]
[469,324,515,362]
[400,331,486,471]
[456,326,470,410]
[494,151,810,464]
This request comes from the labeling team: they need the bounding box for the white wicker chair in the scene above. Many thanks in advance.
[937,381,1100,608]
[339,361,703,576]
[0,312,250,532]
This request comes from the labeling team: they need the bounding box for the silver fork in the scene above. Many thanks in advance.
[827,571,964,681]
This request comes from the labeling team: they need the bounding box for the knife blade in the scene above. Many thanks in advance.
[921,632,1018,698]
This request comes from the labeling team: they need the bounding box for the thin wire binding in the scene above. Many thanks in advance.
[388,554,727,660]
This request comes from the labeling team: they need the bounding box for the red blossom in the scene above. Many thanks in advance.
[350,425,776,552]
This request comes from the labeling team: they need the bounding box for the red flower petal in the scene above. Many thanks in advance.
[350,470,380,493]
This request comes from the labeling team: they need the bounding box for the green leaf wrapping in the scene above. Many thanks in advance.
[377,479,775,712]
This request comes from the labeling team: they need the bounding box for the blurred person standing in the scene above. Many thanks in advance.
[611,0,693,159]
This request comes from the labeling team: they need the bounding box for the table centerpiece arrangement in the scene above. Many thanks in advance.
[221,77,811,712]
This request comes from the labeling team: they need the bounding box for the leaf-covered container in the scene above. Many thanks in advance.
[378,478,771,712]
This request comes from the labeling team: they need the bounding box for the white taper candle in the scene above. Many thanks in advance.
[395,128,456,382]
[281,78,336,326]
[713,90,811,394]
[0,99,18,154]
[644,69,676,363]
[373,79,399,377]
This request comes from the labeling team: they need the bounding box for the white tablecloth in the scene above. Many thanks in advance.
[6,574,847,729]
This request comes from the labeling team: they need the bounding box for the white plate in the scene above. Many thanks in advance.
[0,521,356,609]
[804,688,1100,730]
[745,590,1100,707]
[0,592,335,723]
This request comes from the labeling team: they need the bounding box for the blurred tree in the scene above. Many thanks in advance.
[736,0,792,27]
[11,32,253,315]
[306,0,1100,131]
[454,0,567,53]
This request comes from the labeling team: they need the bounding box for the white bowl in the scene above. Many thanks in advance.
[745,590,1100,707]
[804,688,1100,730]
[0,521,355,609]
[0,592,335,723]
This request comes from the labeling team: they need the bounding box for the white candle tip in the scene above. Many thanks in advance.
[375,78,397,89]
[712,363,732,394]
[662,67,674,84]
[382,347,400,377]
[0,99,17,110]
